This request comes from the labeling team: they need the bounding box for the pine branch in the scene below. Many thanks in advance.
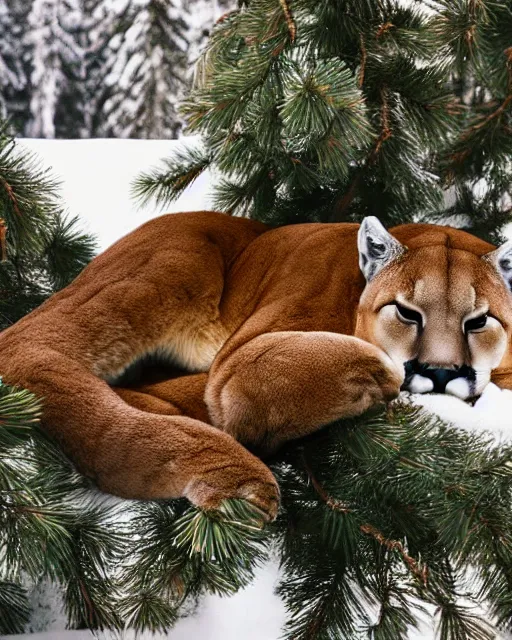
[132,145,212,210]
[0,581,30,634]
[2,383,512,636]
[302,452,428,586]
[273,401,512,638]
[0,126,59,254]
[0,118,96,327]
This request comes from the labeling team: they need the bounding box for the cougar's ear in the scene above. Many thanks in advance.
[357,216,405,282]
[484,240,512,291]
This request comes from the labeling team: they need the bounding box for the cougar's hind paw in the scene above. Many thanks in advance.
[237,478,280,522]
[185,471,280,523]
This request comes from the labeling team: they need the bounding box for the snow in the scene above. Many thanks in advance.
[413,381,512,440]
[4,137,512,640]
[6,561,287,640]
[18,138,214,251]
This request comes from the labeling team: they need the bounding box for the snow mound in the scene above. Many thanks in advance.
[412,382,512,440]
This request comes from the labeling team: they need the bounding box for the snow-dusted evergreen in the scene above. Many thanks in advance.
[25,0,84,138]
[98,0,189,139]
[1,0,231,139]
[80,0,132,137]
[0,0,28,125]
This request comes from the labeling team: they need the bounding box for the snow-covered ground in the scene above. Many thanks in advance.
[3,137,512,640]
[21,137,213,251]
[10,562,287,640]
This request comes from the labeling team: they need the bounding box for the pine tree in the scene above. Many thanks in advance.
[128,0,512,637]
[0,119,104,632]
[1,0,235,139]
[84,0,234,139]
[134,0,512,245]
[432,0,512,244]
[92,0,190,139]
[79,0,132,137]
[0,0,28,128]
[25,0,85,138]
[0,123,95,326]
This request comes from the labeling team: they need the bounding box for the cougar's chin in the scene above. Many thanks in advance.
[444,377,473,400]
[406,374,434,394]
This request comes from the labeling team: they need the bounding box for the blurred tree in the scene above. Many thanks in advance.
[24,0,85,138]
[0,0,232,139]
[91,0,190,139]
[0,0,29,129]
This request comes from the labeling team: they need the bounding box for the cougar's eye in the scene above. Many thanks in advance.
[395,302,423,327]
[464,314,488,333]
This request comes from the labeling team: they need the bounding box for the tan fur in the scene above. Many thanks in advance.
[1,211,511,520]
[356,224,512,397]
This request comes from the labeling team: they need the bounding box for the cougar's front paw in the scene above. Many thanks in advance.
[375,356,404,402]
[354,344,404,406]
[184,456,280,522]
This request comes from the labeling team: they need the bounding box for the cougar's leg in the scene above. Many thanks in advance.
[206,331,404,454]
[2,350,279,519]
[114,373,210,423]
[0,213,278,516]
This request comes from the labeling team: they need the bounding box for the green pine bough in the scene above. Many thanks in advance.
[2,377,511,639]
[0,122,96,329]
[0,120,101,632]
[133,0,512,243]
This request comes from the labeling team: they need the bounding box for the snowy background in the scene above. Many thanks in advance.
[0,0,230,139]
[1,137,511,640]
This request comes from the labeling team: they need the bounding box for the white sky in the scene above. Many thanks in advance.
[19,137,214,251]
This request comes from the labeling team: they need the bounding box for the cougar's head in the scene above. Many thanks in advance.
[354,217,512,399]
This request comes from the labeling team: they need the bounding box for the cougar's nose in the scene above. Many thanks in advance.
[422,367,462,393]
[403,360,476,395]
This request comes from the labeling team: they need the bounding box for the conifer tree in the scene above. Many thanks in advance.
[432,0,512,244]
[25,0,85,138]
[185,0,234,68]
[80,0,133,137]
[0,123,95,326]
[82,0,235,138]
[0,0,234,139]
[93,0,190,139]
[134,0,512,245]
[0,0,28,127]
[0,120,102,632]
